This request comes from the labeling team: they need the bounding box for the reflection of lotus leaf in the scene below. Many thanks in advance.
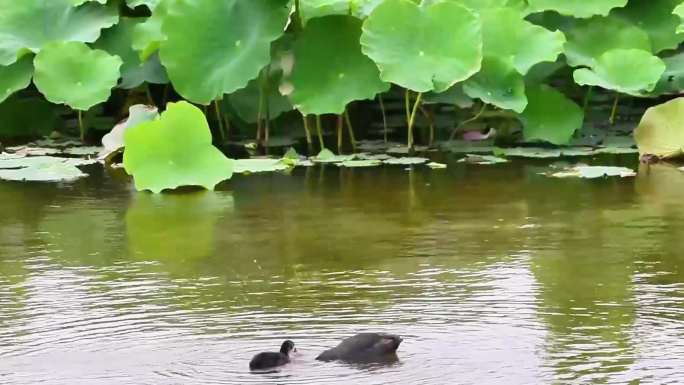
[126,192,234,266]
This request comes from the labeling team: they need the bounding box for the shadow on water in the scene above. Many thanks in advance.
[1,160,684,383]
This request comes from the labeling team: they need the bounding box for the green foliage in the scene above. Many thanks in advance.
[123,101,234,193]
[290,15,388,115]
[159,0,290,104]
[527,0,628,18]
[33,41,122,110]
[520,85,584,145]
[463,57,527,112]
[360,0,482,92]
[573,49,666,95]
[0,55,33,103]
[0,0,118,65]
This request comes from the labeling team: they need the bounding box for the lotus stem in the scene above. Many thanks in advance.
[214,99,225,141]
[378,94,388,143]
[336,114,343,151]
[344,109,356,151]
[419,104,434,146]
[609,93,620,126]
[78,110,85,142]
[315,115,324,150]
[407,92,422,150]
[302,113,312,145]
[404,88,411,127]
[450,103,486,141]
[582,86,593,113]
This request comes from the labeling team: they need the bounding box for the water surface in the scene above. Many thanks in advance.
[1,159,683,384]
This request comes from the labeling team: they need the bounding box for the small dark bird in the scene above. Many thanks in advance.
[249,340,296,370]
[316,333,402,363]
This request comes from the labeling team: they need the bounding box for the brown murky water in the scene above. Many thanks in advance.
[1,159,683,384]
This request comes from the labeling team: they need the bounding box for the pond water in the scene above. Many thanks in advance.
[1,159,684,384]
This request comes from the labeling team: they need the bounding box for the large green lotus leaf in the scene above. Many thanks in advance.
[564,16,651,67]
[94,18,168,89]
[360,0,482,93]
[480,7,565,75]
[228,71,292,124]
[0,55,33,103]
[573,49,666,96]
[123,101,234,193]
[613,0,684,53]
[101,104,159,158]
[132,0,169,61]
[520,84,583,145]
[0,0,118,66]
[676,3,684,33]
[291,15,389,115]
[127,0,160,9]
[300,0,349,23]
[527,0,627,18]
[0,96,59,138]
[650,52,684,95]
[634,97,684,159]
[463,56,527,112]
[160,0,290,105]
[33,41,122,111]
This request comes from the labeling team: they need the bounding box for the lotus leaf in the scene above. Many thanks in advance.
[127,0,159,9]
[548,166,636,178]
[427,162,447,169]
[527,0,627,18]
[458,154,509,165]
[0,0,118,66]
[383,157,429,165]
[564,16,652,68]
[291,15,388,115]
[573,49,666,96]
[520,85,583,145]
[234,159,290,174]
[228,71,292,124]
[336,159,382,167]
[634,97,684,159]
[423,85,474,108]
[132,0,169,60]
[651,52,684,95]
[0,55,33,103]
[123,101,235,193]
[159,0,290,104]
[676,3,684,33]
[613,0,684,53]
[33,41,122,111]
[360,0,482,92]
[479,7,565,75]
[0,156,89,182]
[497,147,562,158]
[94,18,168,89]
[463,56,527,113]
[299,0,349,23]
[101,104,158,159]
[312,148,356,163]
[0,96,59,138]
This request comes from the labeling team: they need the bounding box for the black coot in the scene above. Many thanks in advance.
[316,333,402,363]
[249,340,296,370]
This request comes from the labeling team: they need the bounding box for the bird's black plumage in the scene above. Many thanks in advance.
[249,340,295,370]
[316,333,402,363]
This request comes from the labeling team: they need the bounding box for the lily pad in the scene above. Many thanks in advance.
[563,16,652,68]
[234,159,290,174]
[439,140,496,154]
[573,49,666,96]
[101,104,159,159]
[123,101,235,193]
[0,55,33,103]
[383,157,429,165]
[520,85,584,145]
[312,148,356,163]
[426,162,447,169]
[5,146,61,156]
[159,0,290,104]
[634,97,684,159]
[527,0,627,18]
[336,159,382,167]
[547,165,636,178]
[0,155,89,182]
[0,0,118,66]
[360,0,482,92]
[291,15,389,115]
[33,41,122,110]
[458,154,509,165]
[497,147,563,158]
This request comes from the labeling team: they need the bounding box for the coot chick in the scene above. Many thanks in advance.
[249,340,296,370]
[316,333,402,363]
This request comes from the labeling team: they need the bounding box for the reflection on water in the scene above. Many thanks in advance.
[1,161,684,384]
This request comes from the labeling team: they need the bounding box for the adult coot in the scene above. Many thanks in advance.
[316,333,402,363]
[249,340,296,370]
